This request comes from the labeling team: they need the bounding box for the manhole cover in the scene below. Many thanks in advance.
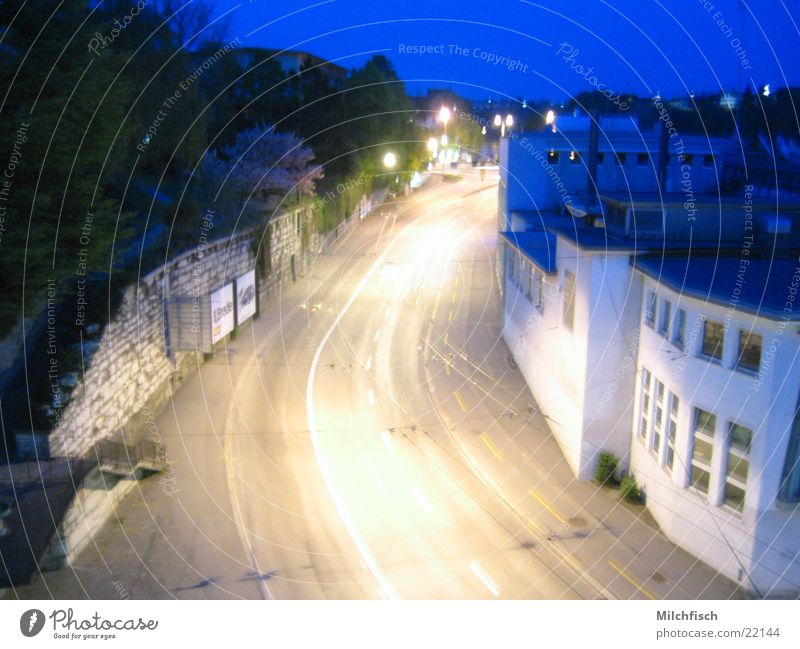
[651,571,666,584]
[568,516,587,528]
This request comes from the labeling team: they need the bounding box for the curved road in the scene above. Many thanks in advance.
[220,172,738,600]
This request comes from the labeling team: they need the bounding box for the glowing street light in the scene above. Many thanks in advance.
[427,137,438,156]
[494,113,513,137]
[440,134,448,146]
[763,84,771,97]
[439,106,451,126]
[545,109,557,133]
[383,151,397,169]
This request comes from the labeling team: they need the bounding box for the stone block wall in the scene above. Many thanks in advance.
[34,191,385,459]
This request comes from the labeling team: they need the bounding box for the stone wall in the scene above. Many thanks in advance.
[20,190,385,460]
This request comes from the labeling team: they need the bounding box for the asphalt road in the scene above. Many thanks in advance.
[11,171,739,600]
[220,171,738,600]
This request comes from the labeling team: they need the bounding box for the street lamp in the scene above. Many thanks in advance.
[545,109,557,133]
[440,134,448,146]
[383,151,396,169]
[494,113,513,137]
[427,137,438,156]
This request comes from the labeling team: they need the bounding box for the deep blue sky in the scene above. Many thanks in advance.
[213,0,800,101]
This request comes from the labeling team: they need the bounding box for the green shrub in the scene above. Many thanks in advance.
[620,475,642,503]
[595,451,619,486]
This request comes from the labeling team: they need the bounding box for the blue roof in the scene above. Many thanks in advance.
[633,254,800,321]
[499,231,557,274]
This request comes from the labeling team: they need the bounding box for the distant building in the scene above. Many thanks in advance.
[498,116,800,596]
[498,116,735,232]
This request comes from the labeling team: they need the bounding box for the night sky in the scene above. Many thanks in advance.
[212,0,800,101]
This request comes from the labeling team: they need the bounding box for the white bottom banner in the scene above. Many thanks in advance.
[0,601,798,648]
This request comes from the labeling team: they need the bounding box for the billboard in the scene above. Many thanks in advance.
[210,283,234,344]
[236,269,257,325]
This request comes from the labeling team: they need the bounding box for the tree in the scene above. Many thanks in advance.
[201,126,322,212]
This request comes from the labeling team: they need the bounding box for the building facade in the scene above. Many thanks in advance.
[498,117,800,595]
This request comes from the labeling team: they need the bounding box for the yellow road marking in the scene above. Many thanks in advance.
[451,292,456,303]
[529,488,567,525]
[607,560,657,600]
[448,310,453,322]
[454,390,468,413]
[444,332,449,345]
[455,276,460,287]
[561,552,583,573]
[480,433,503,461]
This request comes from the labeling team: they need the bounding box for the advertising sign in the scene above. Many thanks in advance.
[236,269,257,325]
[210,283,234,344]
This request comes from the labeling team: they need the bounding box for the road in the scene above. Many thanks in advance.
[219,171,738,600]
[12,171,738,600]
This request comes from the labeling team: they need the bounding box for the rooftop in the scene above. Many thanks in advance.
[599,191,800,211]
[499,230,557,274]
[633,253,800,321]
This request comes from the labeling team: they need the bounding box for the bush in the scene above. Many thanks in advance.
[595,451,619,486]
[620,475,642,503]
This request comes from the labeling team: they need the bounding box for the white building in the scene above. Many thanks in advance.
[631,254,800,597]
[500,181,800,595]
[498,116,734,232]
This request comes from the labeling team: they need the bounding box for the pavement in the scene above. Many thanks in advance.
[6,172,741,600]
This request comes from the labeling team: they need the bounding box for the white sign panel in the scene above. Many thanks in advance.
[210,283,234,344]
[236,269,257,325]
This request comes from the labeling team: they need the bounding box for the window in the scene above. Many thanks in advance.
[509,252,518,285]
[563,270,576,330]
[639,368,652,441]
[522,262,532,299]
[690,408,716,495]
[637,153,650,166]
[548,149,559,164]
[615,152,627,166]
[535,271,545,313]
[569,150,581,164]
[724,423,752,512]
[597,152,605,165]
[526,263,535,301]
[666,393,679,471]
[702,319,724,361]
[779,418,800,503]
[683,154,694,166]
[674,308,687,348]
[737,331,762,372]
[652,379,665,456]
[659,299,672,336]
[644,291,656,327]
[703,154,715,168]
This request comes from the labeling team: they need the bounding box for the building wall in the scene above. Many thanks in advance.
[631,277,800,595]
[501,242,585,476]
[499,131,729,228]
[20,192,383,460]
[502,237,644,480]
[581,251,643,475]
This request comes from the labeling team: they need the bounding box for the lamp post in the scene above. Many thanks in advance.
[494,113,513,137]
[545,109,557,133]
